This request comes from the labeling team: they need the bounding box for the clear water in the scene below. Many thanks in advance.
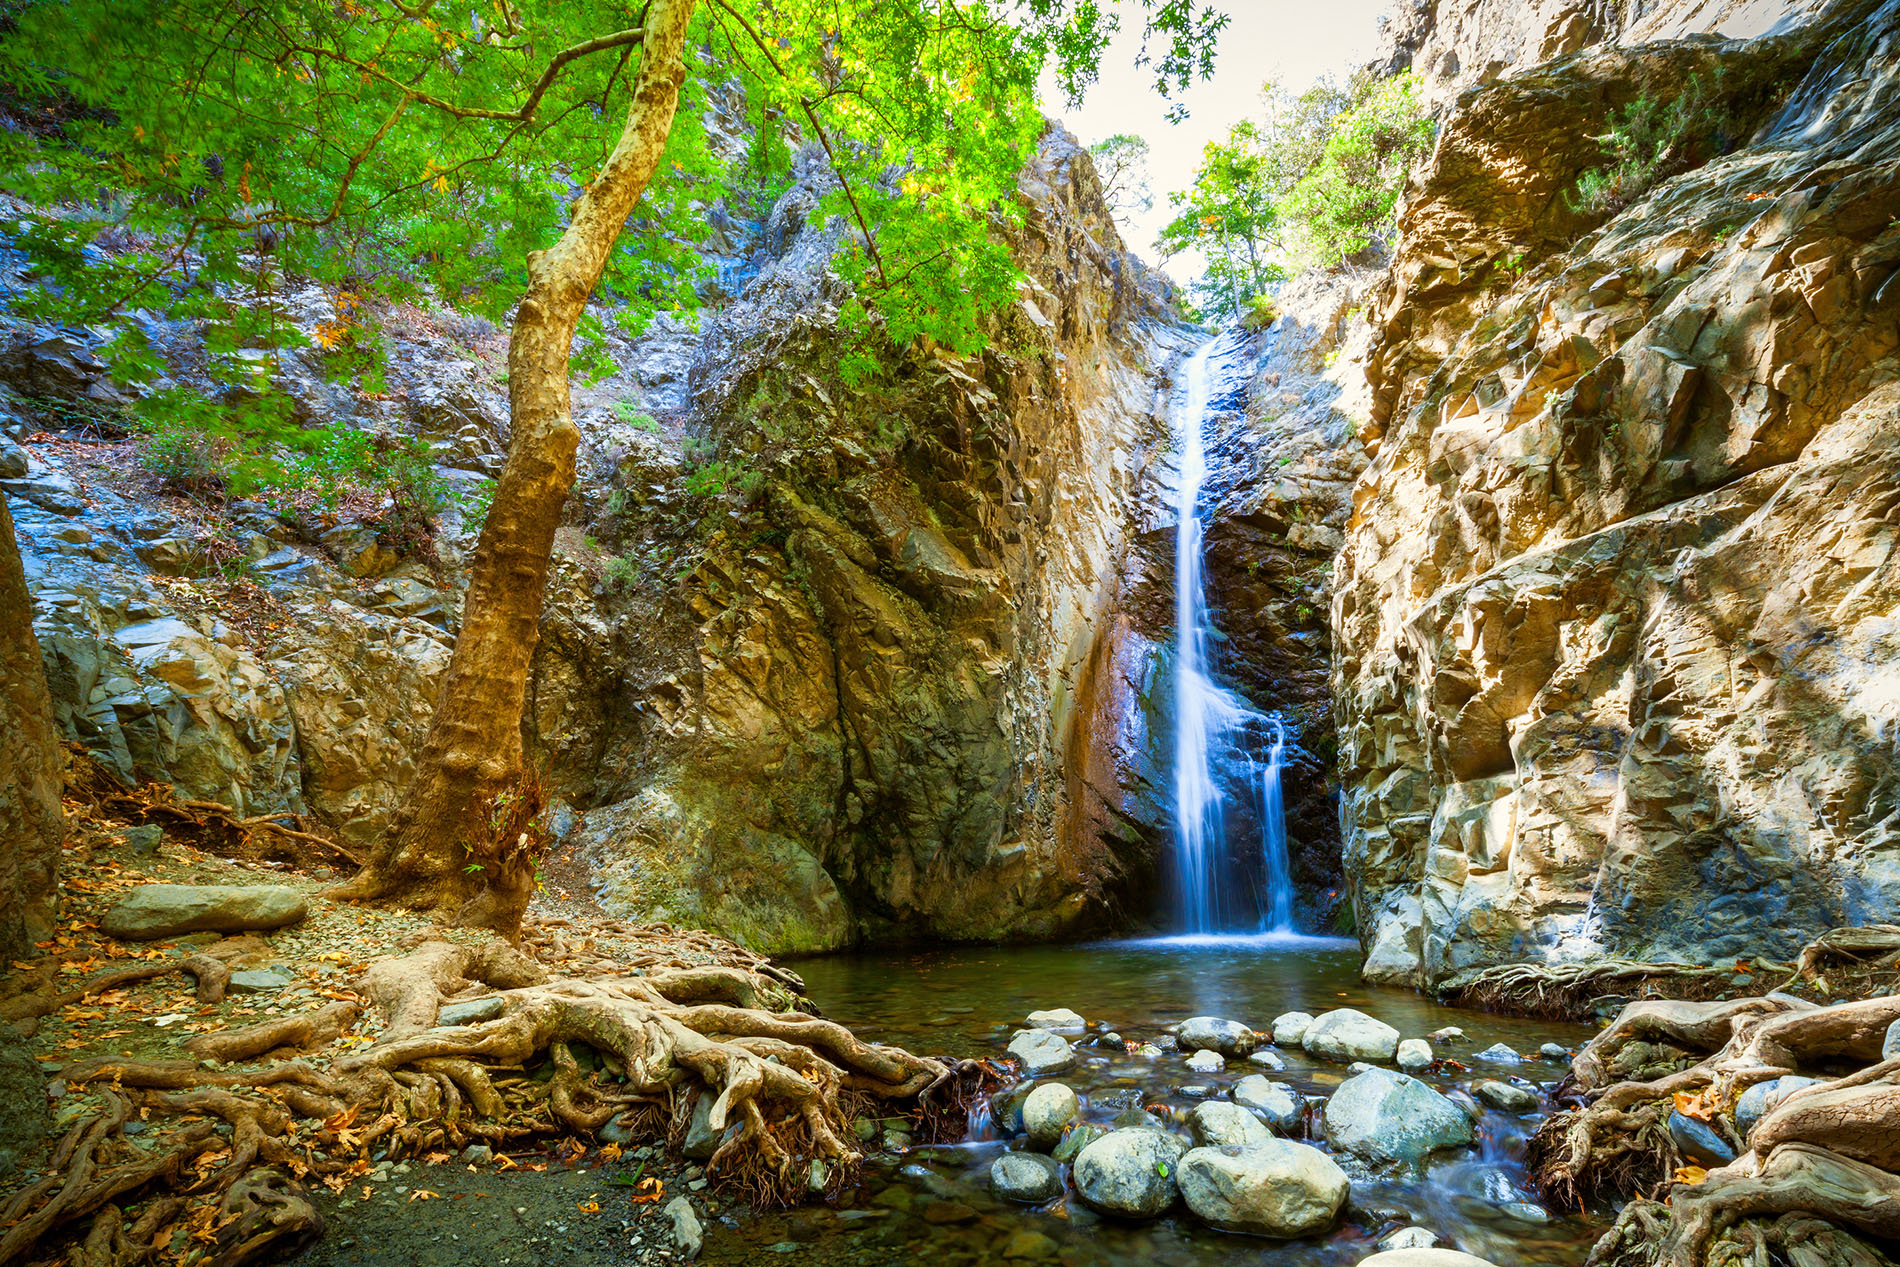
[1168,338,1297,936]
[699,939,1607,1266]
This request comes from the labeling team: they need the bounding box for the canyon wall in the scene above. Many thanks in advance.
[1337,0,1900,984]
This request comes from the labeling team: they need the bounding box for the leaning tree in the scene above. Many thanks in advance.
[0,0,1225,936]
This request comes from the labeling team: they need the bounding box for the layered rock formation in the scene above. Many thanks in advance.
[1336,0,1900,984]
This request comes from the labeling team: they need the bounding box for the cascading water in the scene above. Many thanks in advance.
[1168,338,1296,936]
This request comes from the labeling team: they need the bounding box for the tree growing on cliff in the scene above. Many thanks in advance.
[0,0,1224,936]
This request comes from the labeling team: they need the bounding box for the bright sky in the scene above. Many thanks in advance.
[1040,0,1391,285]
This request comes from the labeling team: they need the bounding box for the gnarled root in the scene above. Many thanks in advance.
[5,938,974,1267]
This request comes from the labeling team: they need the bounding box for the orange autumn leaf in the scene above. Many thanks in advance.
[1673,1088,1719,1121]
[1674,1165,1709,1185]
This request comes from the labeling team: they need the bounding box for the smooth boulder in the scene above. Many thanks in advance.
[1271,1011,1315,1046]
[1007,1029,1076,1076]
[1322,1068,1474,1164]
[1472,1080,1538,1113]
[1188,1101,1273,1148]
[1396,1039,1433,1072]
[101,884,307,940]
[1302,1009,1401,1063]
[1233,1075,1305,1134]
[1071,1128,1185,1218]
[1177,1139,1348,1236]
[1025,1008,1086,1032]
[1180,1016,1256,1056]
[991,1151,1062,1203]
[1022,1083,1080,1149]
[1185,1049,1225,1073]
[1356,1252,1502,1267]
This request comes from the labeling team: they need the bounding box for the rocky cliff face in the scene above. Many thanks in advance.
[1337,0,1900,984]
[3,127,1188,955]
[559,131,1186,951]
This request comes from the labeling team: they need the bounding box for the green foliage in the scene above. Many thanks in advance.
[1567,74,1730,217]
[1089,133,1152,225]
[1239,292,1279,332]
[1158,71,1434,314]
[613,401,662,434]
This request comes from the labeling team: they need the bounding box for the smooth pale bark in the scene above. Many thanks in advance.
[0,495,65,958]
[333,0,699,934]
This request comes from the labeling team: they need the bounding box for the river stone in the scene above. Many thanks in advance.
[1177,1138,1348,1236]
[1540,1043,1570,1060]
[1248,1048,1286,1070]
[1380,1227,1440,1251]
[1188,1101,1273,1148]
[1322,1068,1475,1164]
[438,996,505,1026]
[1233,1075,1305,1133]
[227,969,291,994]
[1007,1029,1076,1076]
[1025,1008,1086,1032]
[1735,1076,1819,1137]
[1396,1038,1433,1072]
[683,1093,734,1160]
[1022,1083,1080,1149]
[1668,1110,1736,1168]
[1428,1027,1465,1043]
[990,1151,1062,1202]
[665,1196,703,1261]
[1885,1018,1900,1062]
[1357,1252,1503,1267]
[1474,1043,1520,1062]
[1179,1016,1256,1056]
[1271,1012,1315,1045]
[1473,1080,1538,1113]
[101,884,308,940]
[1302,1009,1402,1063]
[1072,1128,1185,1218]
[1185,1049,1225,1074]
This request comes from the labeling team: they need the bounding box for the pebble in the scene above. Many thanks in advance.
[1474,1043,1519,1062]
[1185,1049,1225,1073]
[1397,1039,1433,1072]
[1668,1110,1737,1168]
[664,1197,703,1260]
[1540,1042,1569,1060]
[1248,1049,1286,1070]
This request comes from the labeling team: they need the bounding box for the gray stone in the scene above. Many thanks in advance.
[1177,1139,1349,1237]
[1735,1076,1819,1138]
[1247,1048,1286,1070]
[1233,1075,1305,1134]
[121,824,164,856]
[1052,1122,1107,1163]
[1302,1009,1402,1063]
[1271,1011,1315,1046]
[1501,1201,1551,1223]
[1540,1042,1570,1060]
[1472,1080,1538,1113]
[1356,1253,1502,1267]
[1024,1008,1086,1032]
[1474,1043,1520,1062]
[1668,1111,1736,1168]
[438,996,505,1026]
[459,1144,493,1165]
[1427,1027,1465,1043]
[665,1196,703,1261]
[1179,1016,1256,1056]
[1885,1018,1900,1062]
[1379,1227,1440,1251]
[1322,1068,1475,1164]
[227,969,292,994]
[683,1093,730,1161]
[1397,1039,1434,1072]
[990,1151,1062,1203]
[1072,1127,1186,1218]
[1007,1029,1076,1076]
[1188,1101,1274,1148]
[0,439,26,479]
[101,884,307,940]
[1185,1049,1225,1074]
[1022,1083,1080,1150]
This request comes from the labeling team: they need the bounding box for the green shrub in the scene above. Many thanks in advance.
[1567,74,1730,217]
[1240,292,1280,331]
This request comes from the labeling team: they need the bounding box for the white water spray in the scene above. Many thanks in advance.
[1169,338,1295,935]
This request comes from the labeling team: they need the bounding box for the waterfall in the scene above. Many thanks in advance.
[1168,338,1296,936]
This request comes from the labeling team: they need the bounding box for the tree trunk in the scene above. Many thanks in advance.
[0,495,66,959]
[331,0,699,936]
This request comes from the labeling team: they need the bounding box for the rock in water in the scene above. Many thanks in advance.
[1397,1039,1434,1072]
[1668,1111,1737,1168]
[1177,1139,1349,1237]
[101,884,307,940]
[1248,1049,1286,1070]
[1302,1009,1402,1063]
[1052,1122,1107,1163]
[1472,1080,1538,1113]
[1179,1016,1256,1056]
[1233,1076,1305,1134]
[990,1152,1062,1203]
[1022,1083,1080,1150]
[1188,1101,1273,1148]
[1271,1012,1315,1046]
[1024,1008,1086,1032]
[1185,1049,1225,1074]
[1540,1043,1569,1060]
[664,1196,703,1260]
[1322,1068,1475,1164]
[1474,1043,1519,1063]
[1007,1029,1076,1076]
[1735,1076,1819,1138]
[1380,1228,1440,1251]
[1357,1252,1502,1267]
[1071,1128,1185,1218]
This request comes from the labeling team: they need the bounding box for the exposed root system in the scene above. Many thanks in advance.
[1529,962,1900,1267]
[1,936,980,1267]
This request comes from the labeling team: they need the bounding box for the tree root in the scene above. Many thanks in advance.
[1441,958,1789,1020]
[1537,980,1900,1267]
[4,938,980,1267]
